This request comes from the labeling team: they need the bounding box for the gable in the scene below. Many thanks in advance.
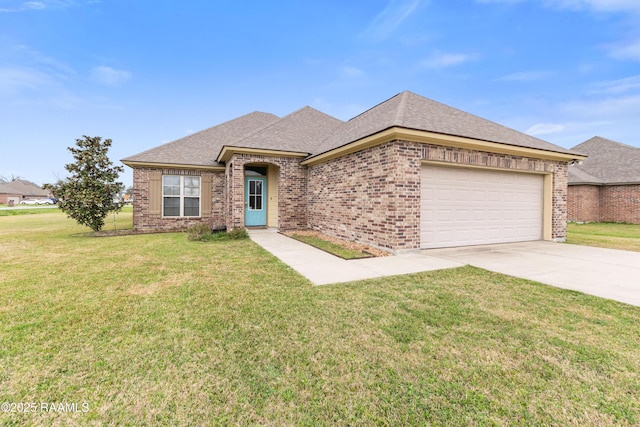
[216,107,343,162]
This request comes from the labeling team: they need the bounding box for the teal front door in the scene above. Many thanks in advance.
[245,177,267,226]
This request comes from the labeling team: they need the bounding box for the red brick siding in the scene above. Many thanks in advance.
[131,142,572,245]
[307,141,422,252]
[308,140,569,251]
[600,185,640,223]
[567,185,600,223]
[132,167,225,231]
[225,154,307,231]
[568,184,640,224]
[0,193,21,204]
[552,163,569,241]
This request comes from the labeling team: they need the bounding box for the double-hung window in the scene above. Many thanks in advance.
[162,175,200,217]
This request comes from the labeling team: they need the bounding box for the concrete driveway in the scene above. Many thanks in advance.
[425,241,640,307]
[249,229,640,307]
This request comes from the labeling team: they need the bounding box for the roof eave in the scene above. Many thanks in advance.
[216,146,309,163]
[302,127,586,166]
[568,181,603,186]
[121,160,225,171]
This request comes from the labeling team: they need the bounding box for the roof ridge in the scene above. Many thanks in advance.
[228,106,326,148]
[572,135,640,151]
[347,91,405,122]
[394,91,409,125]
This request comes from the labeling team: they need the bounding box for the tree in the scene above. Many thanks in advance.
[45,136,124,231]
[0,174,22,183]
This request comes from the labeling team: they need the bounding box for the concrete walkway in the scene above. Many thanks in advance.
[247,229,462,285]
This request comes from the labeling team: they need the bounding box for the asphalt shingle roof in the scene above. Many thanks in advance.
[123,91,581,168]
[312,91,577,156]
[222,106,343,156]
[0,179,48,196]
[568,136,640,184]
[122,112,280,167]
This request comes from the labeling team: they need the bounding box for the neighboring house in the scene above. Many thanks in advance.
[0,179,49,204]
[122,91,585,252]
[568,136,640,224]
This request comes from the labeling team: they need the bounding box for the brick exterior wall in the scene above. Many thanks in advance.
[131,141,572,248]
[567,185,600,223]
[308,140,569,252]
[552,162,569,241]
[307,141,422,252]
[132,167,225,231]
[0,193,21,204]
[225,154,307,231]
[601,185,640,223]
[569,184,640,224]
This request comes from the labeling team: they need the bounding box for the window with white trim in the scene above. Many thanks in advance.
[162,175,200,217]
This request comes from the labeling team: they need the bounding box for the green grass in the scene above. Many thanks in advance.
[1,211,639,425]
[0,206,60,216]
[291,233,371,259]
[567,222,640,251]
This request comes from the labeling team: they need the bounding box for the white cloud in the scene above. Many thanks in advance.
[525,122,565,135]
[475,0,524,3]
[476,0,640,13]
[607,39,640,61]
[361,0,422,41]
[590,75,640,94]
[561,94,640,117]
[477,0,640,65]
[0,66,51,94]
[90,66,131,86]
[342,66,365,78]
[0,47,83,107]
[545,0,640,13]
[420,52,476,69]
[15,45,76,77]
[0,65,84,108]
[24,2,46,9]
[498,70,554,82]
[0,0,76,13]
[520,118,616,147]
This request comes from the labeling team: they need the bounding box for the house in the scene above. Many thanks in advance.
[0,179,50,204]
[568,136,640,224]
[122,91,585,252]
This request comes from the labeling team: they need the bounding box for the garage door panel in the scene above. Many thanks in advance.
[421,166,543,249]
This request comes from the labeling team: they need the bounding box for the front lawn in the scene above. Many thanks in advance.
[1,211,639,425]
[567,222,640,252]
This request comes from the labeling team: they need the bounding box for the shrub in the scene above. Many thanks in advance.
[187,225,248,242]
[227,228,249,240]
[186,224,212,241]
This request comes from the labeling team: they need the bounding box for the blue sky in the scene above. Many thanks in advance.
[1,0,639,186]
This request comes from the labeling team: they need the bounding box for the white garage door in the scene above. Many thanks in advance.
[421,165,543,249]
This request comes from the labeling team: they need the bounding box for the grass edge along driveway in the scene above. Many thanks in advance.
[1,211,639,426]
[567,222,640,252]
